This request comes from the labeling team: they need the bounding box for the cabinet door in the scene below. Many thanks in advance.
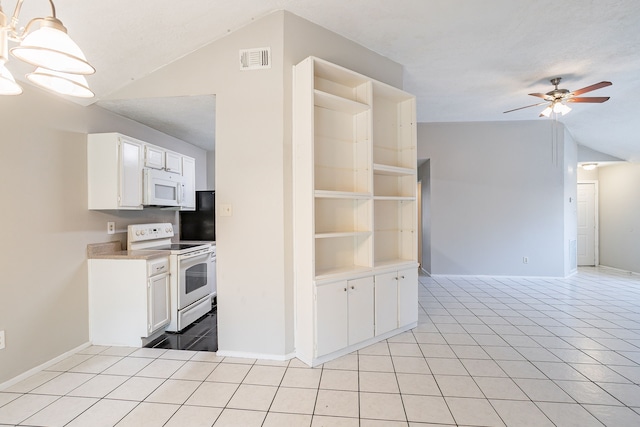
[144,145,165,169]
[119,139,143,208]
[347,276,374,345]
[181,156,196,210]
[148,273,170,335]
[398,267,419,327]
[374,271,398,335]
[165,151,183,174]
[316,281,348,357]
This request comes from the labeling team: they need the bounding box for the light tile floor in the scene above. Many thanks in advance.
[2,267,640,426]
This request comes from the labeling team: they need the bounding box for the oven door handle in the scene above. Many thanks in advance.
[178,249,212,261]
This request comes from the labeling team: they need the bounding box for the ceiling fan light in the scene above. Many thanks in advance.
[554,102,571,115]
[26,67,94,98]
[581,163,598,171]
[11,19,95,75]
[540,105,552,117]
[0,62,22,95]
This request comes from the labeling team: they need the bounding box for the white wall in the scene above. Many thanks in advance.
[598,162,640,273]
[105,11,403,359]
[418,120,572,277]
[0,86,207,384]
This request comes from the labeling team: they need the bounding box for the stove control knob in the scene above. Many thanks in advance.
[141,230,146,235]
[135,231,140,236]
[166,227,171,233]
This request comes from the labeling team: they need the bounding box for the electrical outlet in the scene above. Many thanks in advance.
[107,222,115,234]
[0,330,5,350]
[523,257,529,264]
[219,204,232,217]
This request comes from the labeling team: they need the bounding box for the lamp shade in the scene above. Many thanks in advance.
[11,20,95,75]
[27,67,93,98]
[0,63,22,95]
[540,105,552,117]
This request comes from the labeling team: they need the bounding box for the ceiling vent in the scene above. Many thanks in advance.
[239,47,271,70]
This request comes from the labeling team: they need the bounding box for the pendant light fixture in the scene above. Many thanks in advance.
[0,0,94,97]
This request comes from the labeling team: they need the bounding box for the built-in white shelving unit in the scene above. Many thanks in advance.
[294,57,419,366]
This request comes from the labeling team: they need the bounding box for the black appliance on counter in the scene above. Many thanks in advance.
[180,190,215,241]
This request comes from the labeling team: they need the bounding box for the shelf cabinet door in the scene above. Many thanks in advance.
[374,271,398,335]
[316,281,348,357]
[144,145,165,169]
[119,138,143,209]
[165,151,183,174]
[398,267,419,327]
[347,276,374,345]
[148,273,170,335]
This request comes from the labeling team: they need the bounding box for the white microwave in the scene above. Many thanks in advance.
[143,168,184,207]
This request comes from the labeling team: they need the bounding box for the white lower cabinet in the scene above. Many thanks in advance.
[89,257,170,347]
[398,267,419,326]
[148,273,171,334]
[315,277,374,357]
[375,267,419,335]
[374,271,399,335]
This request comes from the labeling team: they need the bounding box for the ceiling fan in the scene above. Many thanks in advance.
[504,77,612,117]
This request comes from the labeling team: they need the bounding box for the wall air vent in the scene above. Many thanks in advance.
[239,47,271,70]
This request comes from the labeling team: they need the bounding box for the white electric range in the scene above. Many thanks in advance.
[128,223,215,332]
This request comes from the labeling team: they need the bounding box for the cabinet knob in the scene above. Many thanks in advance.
[344,288,347,292]
[401,275,405,279]
[351,286,355,290]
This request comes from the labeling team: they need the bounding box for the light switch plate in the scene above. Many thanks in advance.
[0,330,5,350]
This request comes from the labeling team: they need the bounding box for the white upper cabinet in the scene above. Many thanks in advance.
[165,151,183,174]
[88,133,144,210]
[144,145,165,170]
[88,132,197,210]
[180,156,196,210]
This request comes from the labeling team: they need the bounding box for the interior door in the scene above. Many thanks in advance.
[577,183,596,266]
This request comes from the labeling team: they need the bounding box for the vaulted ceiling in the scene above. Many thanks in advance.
[5,0,640,160]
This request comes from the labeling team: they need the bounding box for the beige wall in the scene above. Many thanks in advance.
[0,86,207,384]
[106,10,403,359]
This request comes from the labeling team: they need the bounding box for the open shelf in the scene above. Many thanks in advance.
[374,199,416,265]
[315,233,372,279]
[372,82,415,169]
[373,172,416,198]
[315,90,369,114]
[315,198,371,235]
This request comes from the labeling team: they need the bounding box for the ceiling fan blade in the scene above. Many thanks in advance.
[529,93,553,101]
[570,81,612,96]
[503,101,548,114]
[566,96,610,103]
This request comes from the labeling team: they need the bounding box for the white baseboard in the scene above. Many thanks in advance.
[593,264,640,277]
[430,273,567,280]
[215,349,296,362]
[0,341,91,391]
